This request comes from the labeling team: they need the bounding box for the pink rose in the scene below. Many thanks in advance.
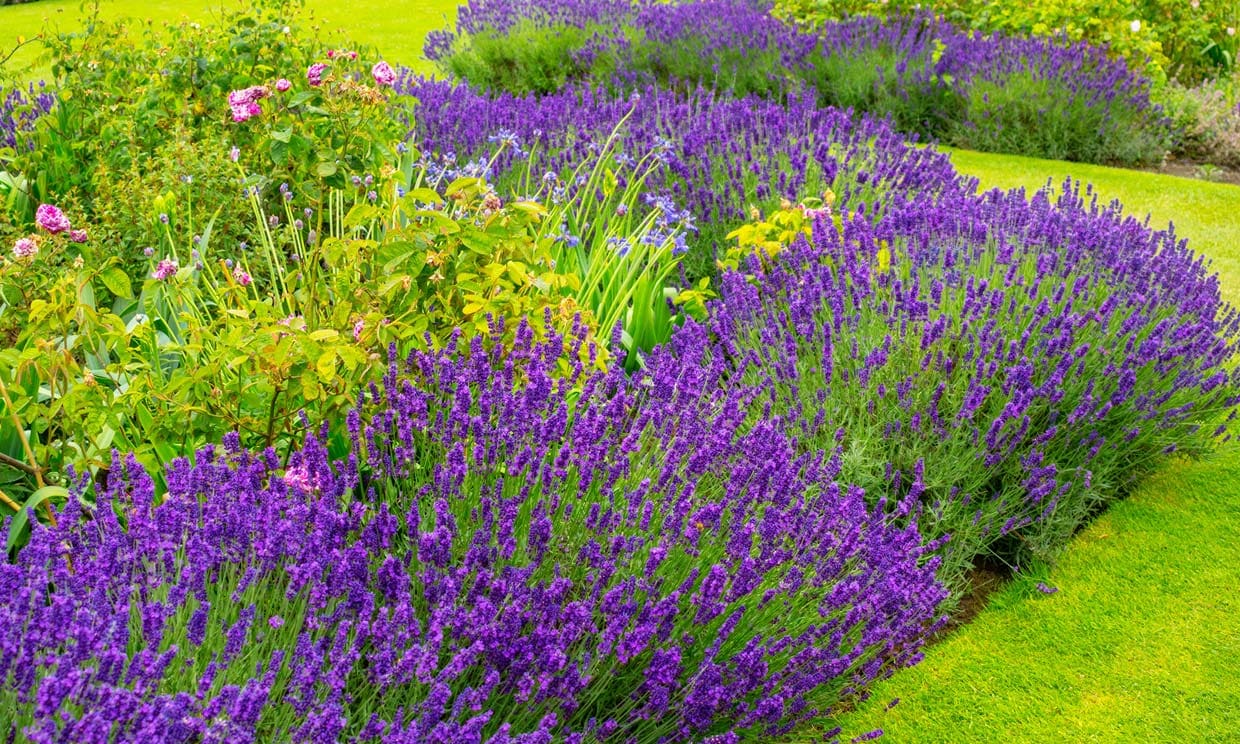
[371,61,397,87]
[12,237,38,259]
[35,204,71,234]
[307,63,328,87]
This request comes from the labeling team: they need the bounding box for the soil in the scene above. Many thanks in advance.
[1141,155,1240,186]
[929,560,1012,643]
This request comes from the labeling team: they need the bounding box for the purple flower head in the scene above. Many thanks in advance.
[230,101,262,123]
[35,203,71,234]
[275,77,292,92]
[152,258,178,281]
[68,228,88,243]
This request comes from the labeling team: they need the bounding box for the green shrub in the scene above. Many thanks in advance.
[443,20,624,95]
[948,70,1170,165]
[0,0,402,280]
[1160,75,1240,167]
[777,0,1240,85]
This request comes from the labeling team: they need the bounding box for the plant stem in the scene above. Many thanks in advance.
[0,376,56,527]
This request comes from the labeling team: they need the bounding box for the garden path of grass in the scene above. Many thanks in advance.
[5,2,1240,740]
[833,151,1240,742]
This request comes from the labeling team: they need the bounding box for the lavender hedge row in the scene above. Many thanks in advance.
[5,175,1236,739]
[400,78,975,276]
[1,319,947,742]
[428,0,1171,165]
[710,184,1240,585]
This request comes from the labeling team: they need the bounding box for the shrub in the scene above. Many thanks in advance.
[0,166,604,516]
[716,183,1240,588]
[402,78,975,280]
[1161,77,1240,168]
[0,322,947,740]
[429,0,1172,166]
[0,0,407,275]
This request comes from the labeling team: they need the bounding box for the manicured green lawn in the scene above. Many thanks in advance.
[0,0,456,80]
[833,151,1240,742]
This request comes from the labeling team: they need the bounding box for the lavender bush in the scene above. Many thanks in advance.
[0,82,53,151]
[709,182,1240,586]
[0,320,947,741]
[428,0,1171,165]
[401,78,974,277]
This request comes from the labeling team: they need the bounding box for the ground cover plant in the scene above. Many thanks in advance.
[2,0,1239,741]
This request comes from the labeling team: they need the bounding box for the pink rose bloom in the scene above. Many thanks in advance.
[69,229,88,243]
[371,61,397,87]
[227,86,269,122]
[307,62,328,86]
[230,101,262,122]
[12,237,38,259]
[233,266,252,286]
[275,78,292,92]
[227,86,269,107]
[153,258,178,281]
[35,204,71,234]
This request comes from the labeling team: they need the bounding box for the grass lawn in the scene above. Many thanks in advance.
[0,0,456,81]
[833,151,1240,742]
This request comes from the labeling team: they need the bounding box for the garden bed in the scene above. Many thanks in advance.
[1,0,1237,741]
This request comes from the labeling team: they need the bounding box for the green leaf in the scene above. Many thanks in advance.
[271,140,289,167]
[316,161,338,178]
[405,188,443,205]
[7,486,69,554]
[445,177,482,196]
[287,91,315,108]
[99,266,133,299]
[316,350,337,383]
[344,204,380,229]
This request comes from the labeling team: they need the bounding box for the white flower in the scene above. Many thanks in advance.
[1130,20,1141,33]
[1229,27,1237,37]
